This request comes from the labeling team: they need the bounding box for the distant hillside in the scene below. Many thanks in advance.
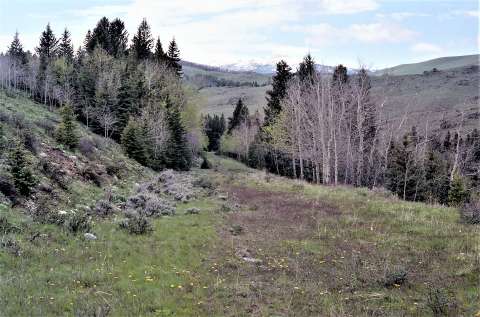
[375,54,479,76]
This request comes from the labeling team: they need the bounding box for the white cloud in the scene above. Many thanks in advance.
[306,22,416,46]
[410,42,443,55]
[376,12,430,21]
[316,0,379,14]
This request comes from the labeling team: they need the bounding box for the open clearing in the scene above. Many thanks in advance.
[1,155,479,316]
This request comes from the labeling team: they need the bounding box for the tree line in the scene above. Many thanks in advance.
[205,55,479,206]
[0,17,197,171]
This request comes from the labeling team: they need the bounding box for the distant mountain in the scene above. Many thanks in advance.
[217,61,361,75]
[375,54,479,76]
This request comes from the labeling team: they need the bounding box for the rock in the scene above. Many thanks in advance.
[84,233,97,240]
[218,194,228,200]
[185,207,200,215]
[235,248,262,264]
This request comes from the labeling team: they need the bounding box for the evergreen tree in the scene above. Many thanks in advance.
[264,60,292,127]
[55,104,79,149]
[36,23,58,103]
[385,137,417,200]
[332,64,348,84]
[424,148,450,204]
[58,28,74,61]
[113,66,139,140]
[167,38,182,77]
[443,131,451,151]
[109,18,128,57]
[87,17,111,53]
[8,31,28,64]
[165,101,191,171]
[121,117,148,165]
[131,19,153,60]
[154,37,167,63]
[204,114,226,151]
[9,142,37,196]
[228,99,249,134]
[298,53,315,82]
[448,173,470,206]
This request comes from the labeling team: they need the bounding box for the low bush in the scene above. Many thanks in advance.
[1,237,21,256]
[79,165,104,187]
[119,216,152,235]
[461,199,480,224]
[40,158,69,189]
[78,137,97,158]
[427,287,457,316]
[193,176,215,190]
[93,199,116,217]
[65,212,91,234]
[384,267,407,287]
[0,173,18,204]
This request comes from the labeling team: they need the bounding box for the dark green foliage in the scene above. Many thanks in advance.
[109,18,128,57]
[119,216,152,235]
[131,19,153,60]
[248,133,266,169]
[427,287,456,316]
[154,37,167,63]
[113,65,141,140]
[36,23,58,98]
[58,28,74,61]
[165,103,191,171]
[461,199,480,224]
[385,138,417,200]
[7,31,28,64]
[298,53,315,82]
[424,149,450,204]
[227,99,249,134]
[204,114,226,151]
[200,153,211,169]
[264,60,292,127]
[121,118,148,165]
[448,173,470,206]
[55,104,78,149]
[384,268,407,287]
[86,17,110,53]
[8,142,37,196]
[65,212,91,234]
[167,38,182,77]
[332,64,348,84]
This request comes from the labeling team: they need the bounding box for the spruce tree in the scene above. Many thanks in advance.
[167,38,182,77]
[113,65,139,140]
[109,18,128,57]
[58,28,74,61]
[154,37,167,63]
[165,101,191,171]
[448,173,470,206]
[121,118,148,165]
[88,17,111,53]
[332,64,348,84]
[55,104,79,149]
[8,31,28,64]
[204,114,226,151]
[131,19,153,60]
[228,99,249,134]
[9,142,37,196]
[36,23,58,96]
[298,53,315,82]
[264,60,292,127]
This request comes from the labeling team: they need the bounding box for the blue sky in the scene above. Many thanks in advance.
[0,0,478,68]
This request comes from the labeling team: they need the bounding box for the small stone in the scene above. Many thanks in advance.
[218,194,228,200]
[84,233,97,240]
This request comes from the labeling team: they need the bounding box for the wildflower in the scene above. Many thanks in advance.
[170,284,175,288]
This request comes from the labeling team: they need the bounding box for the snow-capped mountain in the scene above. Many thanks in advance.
[218,60,359,75]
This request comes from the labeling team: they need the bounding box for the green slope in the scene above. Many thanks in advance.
[376,54,479,75]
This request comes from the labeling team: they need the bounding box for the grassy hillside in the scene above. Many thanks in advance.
[0,92,478,316]
[376,54,479,76]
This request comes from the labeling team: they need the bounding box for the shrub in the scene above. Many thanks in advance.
[20,128,39,154]
[40,158,69,189]
[119,216,152,235]
[80,165,104,187]
[384,268,407,287]
[78,137,96,158]
[1,238,21,256]
[106,163,123,177]
[427,287,456,316]
[461,199,480,224]
[0,216,19,234]
[93,199,116,217]
[35,118,57,137]
[65,212,91,234]
[193,176,215,190]
[0,173,18,204]
[229,224,244,236]
[448,173,470,206]
[144,196,175,217]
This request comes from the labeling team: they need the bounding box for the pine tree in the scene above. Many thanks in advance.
[264,60,292,127]
[55,104,78,149]
[9,142,37,196]
[8,31,28,64]
[448,173,470,206]
[36,23,58,103]
[88,17,111,53]
[298,53,315,82]
[113,66,138,140]
[228,99,249,134]
[109,18,128,57]
[131,19,153,60]
[167,38,182,77]
[121,117,148,165]
[58,28,74,61]
[154,37,167,63]
[165,101,191,171]
[424,149,450,204]
[332,64,348,84]
[204,114,226,151]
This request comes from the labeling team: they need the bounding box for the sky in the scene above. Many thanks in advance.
[0,0,478,69]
